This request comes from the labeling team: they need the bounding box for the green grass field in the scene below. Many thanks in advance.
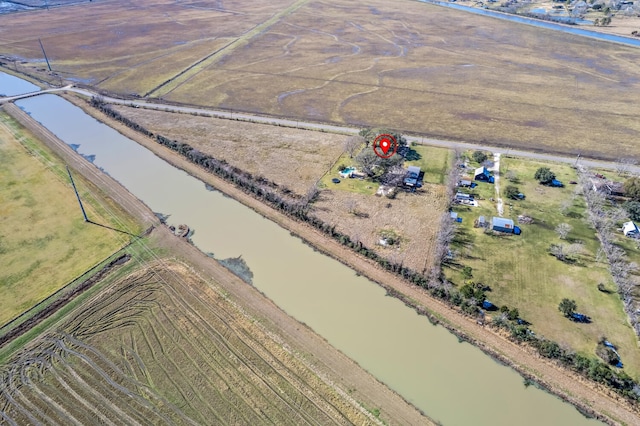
[406,144,452,185]
[0,113,139,326]
[446,156,640,379]
[318,151,377,195]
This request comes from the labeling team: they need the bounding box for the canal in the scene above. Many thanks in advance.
[4,81,601,425]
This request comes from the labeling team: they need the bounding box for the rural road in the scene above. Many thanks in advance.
[2,86,638,175]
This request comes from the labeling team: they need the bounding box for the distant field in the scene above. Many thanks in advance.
[1,0,639,159]
[160,0,640,160]
[0,113,137,326]
[0,0,299,93]
[447,156,640,379]
[110,105,345,195]
[0,261,373,425]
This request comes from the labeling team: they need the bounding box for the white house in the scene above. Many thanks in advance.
[622,221,639,236]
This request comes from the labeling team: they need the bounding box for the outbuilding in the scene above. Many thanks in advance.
[474,167,494,183]
[491,217,515,233]
[404,166,424,187]
[623,221,639,237]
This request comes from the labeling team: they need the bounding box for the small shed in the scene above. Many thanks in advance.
[623,221,639,237]
[458,179,473,187]
[478,216,486,227]
[455,192,474,202]
[404,166,423,187]
[474,167,494,183]
[491,217,515,233]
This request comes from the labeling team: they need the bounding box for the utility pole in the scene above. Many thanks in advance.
[574,153,581,167]
[38,38,52,72]
[67,165,88,222]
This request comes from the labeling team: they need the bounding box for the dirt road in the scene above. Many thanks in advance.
[68,96,640,426]
[3,84,638,171]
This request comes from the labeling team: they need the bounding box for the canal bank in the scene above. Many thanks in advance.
[0,102,433,426]
[58,94,636,426]
[9,90,625,425]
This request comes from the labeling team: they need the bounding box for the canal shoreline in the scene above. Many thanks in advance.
[0,101,435,426]
[52,93,640,425]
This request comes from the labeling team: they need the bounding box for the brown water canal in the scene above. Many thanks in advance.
[12,87,602,425]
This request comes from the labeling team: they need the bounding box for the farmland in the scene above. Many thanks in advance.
[447,156,640,379]
[0,259,377,425]
[0,0,639,160]
[0,112,138,327]
[109,105,345,196]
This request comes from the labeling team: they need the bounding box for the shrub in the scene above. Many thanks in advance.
[534,167,556,185]
[472,150,488,164]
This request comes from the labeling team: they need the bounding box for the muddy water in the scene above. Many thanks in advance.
[14,92,601,425]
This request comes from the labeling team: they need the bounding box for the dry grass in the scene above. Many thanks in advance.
[0,0,299,94]
[311,186,448,272]
[3,0,639,159]
[0,112,136,326]
[158,0,640,160]
[0,261,374,425]
[111,105,345,195]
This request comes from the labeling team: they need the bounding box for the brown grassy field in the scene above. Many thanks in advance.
[2,0,639,159]
[0,0,300,94]
[311,186,448,273]
[110,105,346,195]
[160,0,640,160]
[0,260,377,425]
[0,112,137,327]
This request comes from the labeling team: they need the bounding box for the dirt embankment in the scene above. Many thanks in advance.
[62,94,640,426]
[3,98,433,426]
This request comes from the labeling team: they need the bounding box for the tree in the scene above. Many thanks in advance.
[555,223,572,240]
[355,149,379,176]
[505,170,518,183]
[344,135,364,158]
[507,308,519,321]
[534,167,556,185]
[625,201,640,221]
[559,298,577,317]
[505,185,520,200]
[472,150,488,164]
[624,177,640,201]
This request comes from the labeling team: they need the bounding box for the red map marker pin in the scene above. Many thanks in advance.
[372,134,398,159]
[380,139,390,154]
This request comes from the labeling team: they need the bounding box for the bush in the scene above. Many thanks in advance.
[472,150,488,164]
[507,308,519,321]
[505,185,520,200]
[462,266,473,279]
[534,167,556,185]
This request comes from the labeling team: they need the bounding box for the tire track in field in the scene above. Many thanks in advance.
[152,272,320,425]
[156,265,351,425]
[147,305,262,425]
[144,264,344,419]
[54,333,193,425]
[147,0,312,98]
